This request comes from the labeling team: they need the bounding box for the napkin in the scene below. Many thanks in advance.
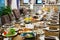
[25,23,34,29]
[4,38,9,40]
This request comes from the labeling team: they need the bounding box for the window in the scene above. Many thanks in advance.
[23,0,29,4]
[0,0,5,10]
[36,0,42,4]
[0,0,5,7]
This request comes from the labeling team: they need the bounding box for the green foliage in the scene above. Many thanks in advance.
[0,6,12,17]
[10,28,15,34]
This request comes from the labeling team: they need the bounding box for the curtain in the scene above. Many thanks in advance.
[9,0,20,9]
[17,0,20,9]
[11,0,17,9]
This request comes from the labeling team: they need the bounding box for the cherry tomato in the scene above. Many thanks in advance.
[4,31,7,35]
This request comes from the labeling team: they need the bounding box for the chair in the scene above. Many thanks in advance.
[1,15,11,25]
[20,8,24,15]
[12,9,20,20]
[23,8,28,14]
[8,14,13,21]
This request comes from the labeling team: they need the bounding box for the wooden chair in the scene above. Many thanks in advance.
[20,8,24,15]
[12,9,20,20]
[23,8,28,14]
[8,14,13,21]
[1,15,11,25]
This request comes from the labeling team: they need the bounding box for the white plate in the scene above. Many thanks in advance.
[43,27,59,32]
[47,22,59,25]
[49,29,59,32]
[25,24,34,29]
[2,32,17,37]
[7,28,19,31]
[45,36,59,40]
[33,29,44,35]
[13,28,20,31]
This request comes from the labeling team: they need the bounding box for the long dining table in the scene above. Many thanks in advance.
[1,19,59,40]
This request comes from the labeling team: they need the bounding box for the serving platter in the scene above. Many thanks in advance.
[20,32,36,38]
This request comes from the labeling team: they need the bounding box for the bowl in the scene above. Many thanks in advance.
[20,32,36,40]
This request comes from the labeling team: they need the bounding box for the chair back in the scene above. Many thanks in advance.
[1,15,10,25]
[12,9,20,20]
